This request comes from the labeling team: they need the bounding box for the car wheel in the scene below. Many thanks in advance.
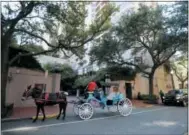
[164,102,168,106]
[182,101,187,107]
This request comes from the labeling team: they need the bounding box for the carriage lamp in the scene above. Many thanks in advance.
[105,73,111,95]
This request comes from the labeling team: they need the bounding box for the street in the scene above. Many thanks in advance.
[2,106,188,135]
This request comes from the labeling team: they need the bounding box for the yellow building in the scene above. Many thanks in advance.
[109,65,173,99]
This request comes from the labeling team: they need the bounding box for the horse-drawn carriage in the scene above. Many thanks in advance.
[22,85,132,122]
[73,91,133,120]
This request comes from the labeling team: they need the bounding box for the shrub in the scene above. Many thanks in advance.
[140,94,158,101]
[137,92,142,100]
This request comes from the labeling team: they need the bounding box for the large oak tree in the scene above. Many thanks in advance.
[90,2,188,98]
[1,1,118,108]
[171,56,188,89]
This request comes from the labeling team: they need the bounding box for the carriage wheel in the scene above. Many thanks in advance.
[78,103,93,120]
[117,98,132,116]
[107,104,118,113]
[73,103,80,116]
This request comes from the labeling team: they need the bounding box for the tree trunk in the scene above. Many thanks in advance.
[148,68,156,99]
[181,81,185,89]
[149,74,154,97]
[1,38,10,109]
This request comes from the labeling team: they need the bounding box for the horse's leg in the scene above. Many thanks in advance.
[33,105,40,123]
[56,103,62,120]
[41,105,46,121]
[62,102,67,120]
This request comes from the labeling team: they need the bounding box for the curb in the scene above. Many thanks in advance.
[2,113,61,122]
[145,105,154,108]
[2,114,60,123]
[1,117,31,122]
[2,105,153,122]
[32,114,58,120]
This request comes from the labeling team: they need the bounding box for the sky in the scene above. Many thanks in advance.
[2,1,176,73]
[77,1,176,73]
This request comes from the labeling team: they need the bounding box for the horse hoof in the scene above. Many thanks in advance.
[32,120,37,123]
[42,118,45,122]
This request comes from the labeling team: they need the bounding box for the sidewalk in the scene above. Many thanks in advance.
[2,96,155,122]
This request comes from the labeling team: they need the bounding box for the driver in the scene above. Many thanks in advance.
[84,80,98,99]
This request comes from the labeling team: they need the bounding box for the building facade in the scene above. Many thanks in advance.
[109,65,173,99]
[6,67,61,107]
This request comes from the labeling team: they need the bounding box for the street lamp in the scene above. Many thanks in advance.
[170,70,175,89]
[105,73,111,95]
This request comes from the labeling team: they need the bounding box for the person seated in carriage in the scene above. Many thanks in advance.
[106,86,120,105]
[94,81,103,100]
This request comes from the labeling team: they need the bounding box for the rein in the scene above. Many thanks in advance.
[24,88,66,103]
[33,92,66,103]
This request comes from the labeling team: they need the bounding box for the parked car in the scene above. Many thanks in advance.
[162,89,188,107]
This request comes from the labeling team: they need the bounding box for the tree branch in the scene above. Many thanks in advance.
[9,47,60,66]
[3,2,41,40]
[14,28,55,48]
[119,61,150,75]
[158,47,177,66]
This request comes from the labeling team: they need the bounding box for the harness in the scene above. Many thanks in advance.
[34,92,65,104]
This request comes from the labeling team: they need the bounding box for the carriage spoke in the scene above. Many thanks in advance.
[78,103,93,120]
[118,98,133,116]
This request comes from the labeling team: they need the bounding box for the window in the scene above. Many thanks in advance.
[168,90,175,95]
[168,90,182,95]
[35,84,46,92]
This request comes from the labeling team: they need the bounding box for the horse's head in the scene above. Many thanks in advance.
[21,85,33,101]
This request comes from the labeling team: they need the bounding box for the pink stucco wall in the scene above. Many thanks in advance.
[6,67,61,107]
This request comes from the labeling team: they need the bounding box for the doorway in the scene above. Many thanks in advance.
[125,83,132,99]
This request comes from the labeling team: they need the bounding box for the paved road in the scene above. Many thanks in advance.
[2,106,188,135]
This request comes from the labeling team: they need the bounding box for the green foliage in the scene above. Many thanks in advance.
[73,66,136,89]
[2,1,118,64]
[140,94,158,101]
[12,44,45,53]
[171,56,188,83]
[74,75,94,88]
[89,3,188,96]
[9,47,44,71]
[43,63,77,79]
[106,66,137,80]
[90,4,187,72]
[11,42,61,58]
[166,1,188,55]
[43,63,77,91]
